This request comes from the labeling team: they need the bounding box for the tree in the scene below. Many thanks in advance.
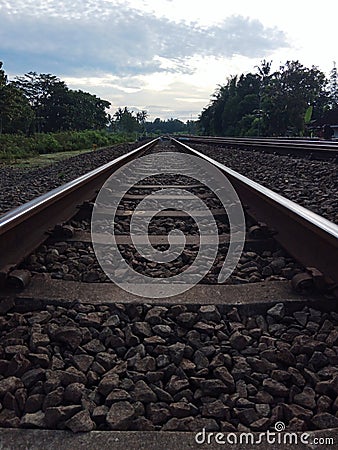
[261,61,327,136]
[329,62,338,108]
[136,110,148,134]
[197,60,329,137]
[113,107,140,133]
[12,72,110,132]
[0,62,34,134]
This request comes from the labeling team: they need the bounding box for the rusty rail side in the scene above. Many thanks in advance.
[172,138,338,284]
[0,139,159,274]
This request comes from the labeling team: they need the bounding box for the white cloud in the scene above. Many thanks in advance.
[3,0,335,121]
[1,1,288,77]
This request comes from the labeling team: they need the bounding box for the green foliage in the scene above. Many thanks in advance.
[0,130,133,161]
[198,60,330,137]
[145,117,187,134]
[304,105,313,124]
[0,63,111,134]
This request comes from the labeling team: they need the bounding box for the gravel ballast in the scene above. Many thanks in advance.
[0,302,337,433]
[192,144,338,224]
[0,143,139,216]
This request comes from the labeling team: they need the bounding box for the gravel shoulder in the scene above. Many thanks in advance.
[193,144,338,224]
[1,301,337,433]
[0,143,138,216]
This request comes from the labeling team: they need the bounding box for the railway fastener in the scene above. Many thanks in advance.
[7,269,32,289]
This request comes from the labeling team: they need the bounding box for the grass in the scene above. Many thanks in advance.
[3,148,99,168]
[0,130,137,165]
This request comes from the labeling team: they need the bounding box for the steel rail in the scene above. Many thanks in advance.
[0,138,160,275]
[176,135,338,160]
[172,138,338,284]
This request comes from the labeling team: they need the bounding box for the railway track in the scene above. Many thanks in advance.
[0,138,338,449]
[177,135,338,161]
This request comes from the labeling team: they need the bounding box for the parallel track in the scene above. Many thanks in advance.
[177,135,338,161]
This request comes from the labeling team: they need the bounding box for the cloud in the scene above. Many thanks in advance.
[0,0,288,77]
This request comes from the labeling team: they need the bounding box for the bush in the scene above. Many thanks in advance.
[0,130,135,161]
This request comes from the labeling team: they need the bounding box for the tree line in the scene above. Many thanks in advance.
[109,107,197,135]
[198,60,338,137]
[0,62,111,134]
[0,61,197,137]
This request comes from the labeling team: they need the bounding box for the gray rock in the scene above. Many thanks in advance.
[60,368,86,386]
[250,418,270,431]
[106,401,135,430]
[0,408,20,427]
[312,413,338,429]
[288,418,307,431]
[92,405,109,424]
[106,389,131,405]
[132,322,152,337]
[309,351,328,370]
[283,404,313,422]
[25,394,45,413]
[134,356,156,372]
[45,405,82,428]
[6,354,31,377]
[152,325,172,337]
[317,395,332,413]
[28,353,49,369]
[169,401,198,418]
[97,374,119,396]
[53,327,83,349]
[132,416,156,431]
[20,411,46,428]
[247,357,276,372]
[199,305,221,322]
[0,377,23,396]
[30,333,50,350]
[294,387,316,409]
[229,331,251,350]
[267,303,285,319]
[151,385,173,403]
[43,387,64,410]
[167,375,190,394]
[193,350,209,369]
[147,403,171,425]
[176,313,197,328]
[168,342,185,364]
[235,407,259,425]
[22,368,45,388]
[162,417,192,431]
[262,379,288,397]
[200,379,227,396]
[213,367,235,392]
[145,306,167,325]
[201,400,229,419]
[64,383,84,403]
[82,339,105,353]
[65,410,95,432]
[133,380,157,403]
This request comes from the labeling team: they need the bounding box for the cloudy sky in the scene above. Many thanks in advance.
[1,0,337,121]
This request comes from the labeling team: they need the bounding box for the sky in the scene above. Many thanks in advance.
[1,0,337,121]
